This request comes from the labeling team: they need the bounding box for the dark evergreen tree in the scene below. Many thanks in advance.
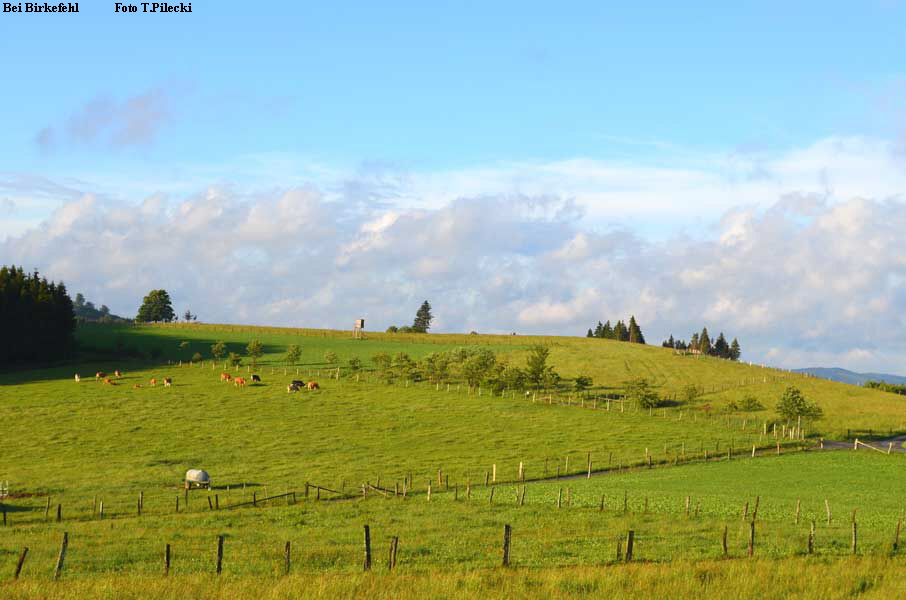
[135,289,175,323]
[594,321,604,338]
[698,327,712,355]
[628,315,646,344]
[729,338,741,361]
[662,335,675,348]
[0,265,76,363]
[412,300,433,333]
[601,320,614,339]
[713,332,729,358]
[586,328,594,338]
[690,332,699,350]
[614,320,629,341]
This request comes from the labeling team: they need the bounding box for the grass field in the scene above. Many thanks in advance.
[2,323,906,596]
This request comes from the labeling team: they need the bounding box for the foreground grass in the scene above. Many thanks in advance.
[1,558,902,599]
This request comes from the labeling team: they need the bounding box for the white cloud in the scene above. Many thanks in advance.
[3,133,906,372]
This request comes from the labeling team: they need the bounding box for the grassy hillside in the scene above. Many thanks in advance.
[2,323,906,595]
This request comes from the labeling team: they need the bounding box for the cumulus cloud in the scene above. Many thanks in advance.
[4,183,906,372]
[36,87,174,151]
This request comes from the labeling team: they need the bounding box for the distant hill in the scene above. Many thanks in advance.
[73,293,132,324]
[792,367,906,386]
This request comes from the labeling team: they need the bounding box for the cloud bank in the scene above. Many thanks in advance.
[3,182,906,373]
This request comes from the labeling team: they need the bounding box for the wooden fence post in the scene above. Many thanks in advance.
[894,521,901,552]
[808,521,815,554]
[721,526,728,557]
[45,497,50,520]
[54,532,68,580]
[748,520,755,556]
[489,486,495,504]
[216,535,224,574]
[164,544,171,576]
[852,521,858,555]
[825,499,831,525]
[363,525,372,571]
[625,530,634,562]
[388,536,399,571]
[502,524,512,567]
[14,547,28,579]
[795,499,801,524]
[284,541,291,575]
[557,487,562,508]
[56,504,61,523]
[138,491,143,516]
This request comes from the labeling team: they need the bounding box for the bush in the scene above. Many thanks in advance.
[738,395,764,411]
[625,378,661,408]
[191,352,203,363]
[682,383,701,403]
[386,326,399,333]
[775,386,823,421]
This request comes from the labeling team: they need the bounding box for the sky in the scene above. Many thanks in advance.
[2,1,906,372]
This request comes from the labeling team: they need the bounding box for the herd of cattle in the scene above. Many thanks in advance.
[74,371,173,388]
[73,369,319,393]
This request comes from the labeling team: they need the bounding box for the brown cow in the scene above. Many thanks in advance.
[220,373,232,382]
[95,371,106,381]
[307,381,319,390]
[149,378,157,387]
[163,377,172,387]
[114,370,122,378]
[103,378,115,385]
[233,377,246,387]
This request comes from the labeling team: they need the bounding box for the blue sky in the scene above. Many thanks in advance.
[2,2,906,371]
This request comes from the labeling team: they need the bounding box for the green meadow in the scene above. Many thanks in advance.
[2,323,906,597]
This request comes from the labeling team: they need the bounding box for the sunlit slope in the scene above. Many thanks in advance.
[73,323,906,434]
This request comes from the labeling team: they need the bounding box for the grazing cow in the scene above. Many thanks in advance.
[114,370,122,378]
[133,384,142,389]
[233,377,246,387]
[251,374,261,383]
[95,371,106,381]
[103,378,115,385]
[149,378,157,386]
[74,374,81,383]
[287,383,301,392]
[291,380,305,388]
[163,377,172,387]
[220,373,232,382]
[307,381,319,390]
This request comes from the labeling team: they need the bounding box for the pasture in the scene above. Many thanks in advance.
[2,323,906,597]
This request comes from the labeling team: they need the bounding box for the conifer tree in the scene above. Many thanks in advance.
[730,338,741,361]
[602,320,614,339]
[628,315,645,344]
[594,321,604,338]
[714,332,729,358]
[698,327,712,355]
[586,328,594,338]
[690,332,699,350]
[412,300,433,333]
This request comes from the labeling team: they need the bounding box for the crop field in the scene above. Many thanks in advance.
[3,323,906,598]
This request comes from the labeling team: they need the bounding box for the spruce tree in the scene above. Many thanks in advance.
[690,333,699,350]
[594,321,604,338]
[628,316,645,344]
[601,320,614,339]
[714,332,729,358]
[412,300,433,333]
[698,327,712,355]
[586,328,594,338]
[730,338,741,361]
[614,320,628,342]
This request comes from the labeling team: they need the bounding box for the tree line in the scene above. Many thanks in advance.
[0,266,76,363]
[585,316,646,344]
[73,293,131,324]
[662,327,741,361]
[863,381,906,396]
